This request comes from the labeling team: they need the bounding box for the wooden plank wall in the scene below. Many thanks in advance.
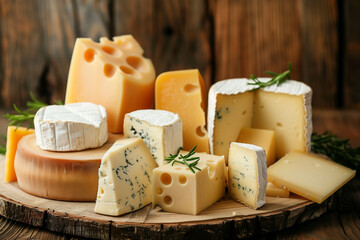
[0,0,359,110]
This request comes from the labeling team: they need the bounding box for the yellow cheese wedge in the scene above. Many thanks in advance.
[268,150,356,203]
[155,69,209,153]
[4,126,35,182]
[14,133,123,201]
[152,151,226,215]
[237,127,276,167]
[65,35,155,133]
[266,182,290,198]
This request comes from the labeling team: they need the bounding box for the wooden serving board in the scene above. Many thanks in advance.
[0,156,335,239]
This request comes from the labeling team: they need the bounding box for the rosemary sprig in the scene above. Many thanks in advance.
[165,146,201,173]
[0,135,6,155]
[311,132,360,171]
[248,62,292,91]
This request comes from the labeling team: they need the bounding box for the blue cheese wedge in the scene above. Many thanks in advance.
[94,138,157,216]
[228,142,267,209]
[34,102,108,151]
[124,109,183,166]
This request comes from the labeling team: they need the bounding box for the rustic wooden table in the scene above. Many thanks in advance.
[0,109,359,239]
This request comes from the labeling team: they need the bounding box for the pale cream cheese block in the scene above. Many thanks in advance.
[152,151,226,215]
[228,142,267,209]
[14,133,123,201]
[268,150,356,204]
[208,78,312,161]
[34,102,108,151]
[95,138,157,216]
[124,109,183,166]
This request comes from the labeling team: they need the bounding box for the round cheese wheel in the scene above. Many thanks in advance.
[14,133,123,201]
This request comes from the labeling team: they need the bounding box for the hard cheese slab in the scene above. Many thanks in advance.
[0,156,310,224]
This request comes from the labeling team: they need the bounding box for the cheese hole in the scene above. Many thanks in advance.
[100,187,104,194]
[175,167,182,170]
[242,110,247,115]
[84,48,95,62]
[102,46,115,55]
[260,105,264,109]
[163,195,172,205]
[104,64,115,78]
[126,56,144,71]
[156,188,163,195]
[184,83,198,93]
[208,166,215,179]
[215,177,219,181]
[120,65,135,76]
[276,122,283,127]
[160,173,172,185]
[196,126,206,137]
[179,175,187,184]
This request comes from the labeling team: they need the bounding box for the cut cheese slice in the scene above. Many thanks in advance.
[14,133,123,201]
[155,69,209,153]
[152,151,226,215]
[4,126,35,182]
[95,138,157,216]
[208,78,312,161]
[228,142,267,209]
[266,182,290,198]
[237,127,276,167]
[65,35,155,133]
[34,102,108,151]
[124,109,183,166]
[268,150,356,203]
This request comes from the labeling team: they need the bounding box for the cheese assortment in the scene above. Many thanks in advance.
[152,151,226,215]
[228,143,267,209]
[155,69,209,153]
[34,102,108,151]
[268,150,355,203]
[208,78,312,161]
[124,109,183,166]
[65,35,155,133]
[94,138,157,216]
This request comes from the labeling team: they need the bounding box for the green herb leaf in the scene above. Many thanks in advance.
[248,62,292,91]
[164,146,201,173]
[0,134,6,155]
[311,132,360,171]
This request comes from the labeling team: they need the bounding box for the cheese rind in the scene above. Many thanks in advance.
[65,35,156,133]
[237,128,276,167]
[152,151,226,215]
[228,142,267,209]
[155,69,209,153]
[34,102,108,151]
[268,150,356,203]
[95,138,157,216]
[124,109,183,166]
[4,126,35,182]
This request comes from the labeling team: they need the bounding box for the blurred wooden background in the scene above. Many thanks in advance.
[0,0,359,110]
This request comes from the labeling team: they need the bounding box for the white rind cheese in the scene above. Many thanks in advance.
[124,109,183,166]
[34,102,108,151]
[228,142,267,209]
[94,138,157,216]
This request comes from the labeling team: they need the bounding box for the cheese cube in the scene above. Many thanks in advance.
[4,126,35,182]
[268,150,356,203]
[152,151,226,215]
[155,69,209,153]
[65,35,155,133]
[124,109,183,166]
[34,102,108,151]
[266,182,290,198]
[94,138,157,216]
[237,127,276,166]
[228,142,267,209]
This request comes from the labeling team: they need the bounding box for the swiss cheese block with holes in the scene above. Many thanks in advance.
[237,128,276,167]
[152,151,226,215]
[155,69,209,153]
[208,78,312,161]
[268,150,356,203]
[228,142,267,209]
[124,109,183,167]
[95,138,157,216]
[65,35,155,133]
